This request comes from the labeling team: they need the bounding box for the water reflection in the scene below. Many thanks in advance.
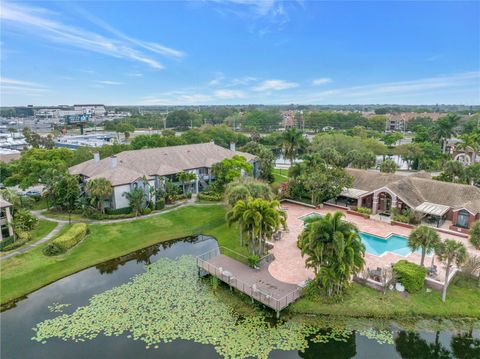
[299,331,356,359]
[395,330,480,359]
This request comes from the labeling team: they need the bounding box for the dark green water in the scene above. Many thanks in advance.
[1,235,478,359]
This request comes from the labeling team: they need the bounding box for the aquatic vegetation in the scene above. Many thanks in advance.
[32,256,396,358]
[358,328,394,345]
[47,303,71,313]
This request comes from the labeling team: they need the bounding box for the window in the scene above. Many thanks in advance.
[456,210,470,229]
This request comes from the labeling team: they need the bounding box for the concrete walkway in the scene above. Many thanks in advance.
[1,199,221,261]
[0,222,65,261]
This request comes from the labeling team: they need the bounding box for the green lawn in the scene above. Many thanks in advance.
[291,277,480,319]
[31,198,49,210]
[30,219,57,241]
[42,210,88,222]
[272,168,289,185]
[0,205,241,305]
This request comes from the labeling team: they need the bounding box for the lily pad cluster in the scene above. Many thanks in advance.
[47,303,71,313]
[32,256,395,358]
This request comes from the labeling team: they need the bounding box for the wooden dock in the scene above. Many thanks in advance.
[196,247,302,316]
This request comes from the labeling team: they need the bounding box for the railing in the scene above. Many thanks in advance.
[196,247,302,311]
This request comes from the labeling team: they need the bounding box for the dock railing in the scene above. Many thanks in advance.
[196,247,302,312]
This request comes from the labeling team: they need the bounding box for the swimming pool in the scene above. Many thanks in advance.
[360,232,415,256]
[298,213,414,256]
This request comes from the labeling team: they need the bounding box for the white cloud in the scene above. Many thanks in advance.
[0,2,184,69]
[214,89,246,99]
[312,77,332,85]
[127,73,143,77]
[97,80,124,85]
[229,76,257,86]
[142,93,212,105]
[0,77,49,96]
[302,71,480,104]
[207,72,225,86]
[253,79,298,91]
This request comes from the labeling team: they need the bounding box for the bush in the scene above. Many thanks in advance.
[186,192,192,199]
[0,237,15,250]
[198,192,223,201]
[393,260,427,293]
[470,221,480,249]
[42,243,63,256]
[142,207,152,215]
[247,254,261,268]
[44,223,88,255]
[156,198,165,210]
[355,207,372,215]
[0,232,31,251]
[105,206,132,215]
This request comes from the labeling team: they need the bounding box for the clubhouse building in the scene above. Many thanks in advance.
[336,168,480,233]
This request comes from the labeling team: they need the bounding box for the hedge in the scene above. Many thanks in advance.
[43,223,88,256]
[198,192,223,201]
[393,260,427,293]
[105,206,132,215]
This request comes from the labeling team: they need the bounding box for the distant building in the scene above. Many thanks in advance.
[14,106,34,117]
[386,117,406,132]
[54,133,116,149]
[446,138,480,165]
[0,132,27,151]
[73,104,106,116]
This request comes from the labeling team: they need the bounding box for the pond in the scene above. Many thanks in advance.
[1,235,479,359]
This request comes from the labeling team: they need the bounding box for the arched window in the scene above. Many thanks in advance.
[456,210,470,228]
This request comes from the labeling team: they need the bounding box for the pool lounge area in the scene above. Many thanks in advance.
[299,212,418,257]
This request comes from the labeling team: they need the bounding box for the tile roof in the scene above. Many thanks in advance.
[346,168,480,213]
[69,142,256,186]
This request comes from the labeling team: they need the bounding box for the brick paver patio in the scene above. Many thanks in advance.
[268,202,480,285]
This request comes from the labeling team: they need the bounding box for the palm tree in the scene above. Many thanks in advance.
[177,171,197,194]
[436,239,467,302]
[408,225,441,267]
[226,197,286,255]
[86,178,113,214]
[297,211,365,297]
[123,187,146,216]
[281,127,305,166]
[433,113,459,153]
[457,132,480,165]
[224,178,273,207]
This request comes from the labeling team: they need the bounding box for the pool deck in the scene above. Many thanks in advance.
[268,202,480,285]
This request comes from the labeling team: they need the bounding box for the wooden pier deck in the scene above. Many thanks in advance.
[196,247,302,314]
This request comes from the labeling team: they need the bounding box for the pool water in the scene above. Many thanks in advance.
[360,232,416,256]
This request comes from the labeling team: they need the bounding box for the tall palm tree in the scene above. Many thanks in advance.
[226,197,286,255]
[297,211,365,297]
[436,239,467,302]
[86,178,113,214]
[281,127,305,166]
[408,225,441,267]
[123,187,146,216]
[433,113,460,153]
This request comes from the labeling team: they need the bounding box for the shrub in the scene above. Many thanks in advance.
[0,237,15,251]
[393,260,427,293]
[198,192,223,201]
[0,232,30,251]
[186,192,193,199]
[42,243,63,256]
[355,207,372,215]
[105,206,132,215]
[44,223,88,255]
[156,198,165,210]
[142,207,152,215]
[247,254,261,268]
[470,221,480,249]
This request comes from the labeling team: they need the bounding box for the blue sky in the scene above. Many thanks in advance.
[1,0,479,106]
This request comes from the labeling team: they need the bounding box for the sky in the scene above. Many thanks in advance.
[0,0,479,106]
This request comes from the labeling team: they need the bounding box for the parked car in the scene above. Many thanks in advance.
[25,190,41,197]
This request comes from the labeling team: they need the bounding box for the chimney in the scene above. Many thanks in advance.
[93,152,100,162]
[229,142,236,151]
[111,155,117,169]
[209,139,215,145]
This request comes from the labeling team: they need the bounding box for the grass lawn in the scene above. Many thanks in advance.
[0,205,242,305]
[31,198,49,210]
[30,219,57,241]
[272,168,289,186]
[42,210,88,222]
[291,277,480,319]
